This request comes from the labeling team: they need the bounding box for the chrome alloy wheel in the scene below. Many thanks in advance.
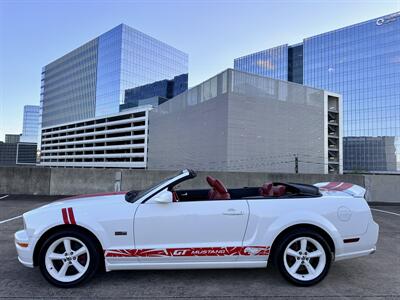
[45,237,90,283]
[283,237,326,281]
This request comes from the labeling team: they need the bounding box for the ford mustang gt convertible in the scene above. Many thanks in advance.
[15,169,379,287]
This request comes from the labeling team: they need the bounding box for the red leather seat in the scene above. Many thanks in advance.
[272,185,286,197]
[259,182,273,197]
[259,182,287,197]
[206,176,231,200]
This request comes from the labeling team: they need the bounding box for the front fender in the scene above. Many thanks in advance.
[24,206,109,255]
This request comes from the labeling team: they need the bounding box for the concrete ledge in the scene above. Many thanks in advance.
[0,166,398,203]
[0,166,50,195]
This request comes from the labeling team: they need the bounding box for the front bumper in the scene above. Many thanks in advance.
[15,230,34,268]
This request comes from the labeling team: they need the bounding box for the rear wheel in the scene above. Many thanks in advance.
[38,230,100,288]
[274,229,332,286]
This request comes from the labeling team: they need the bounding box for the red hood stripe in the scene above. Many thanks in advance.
[61,208,69,224]
[67,207,76,224]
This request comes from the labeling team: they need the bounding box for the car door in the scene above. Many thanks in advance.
[133,192,249,263]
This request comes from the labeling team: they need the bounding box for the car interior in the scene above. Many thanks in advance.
[170,175,322,202]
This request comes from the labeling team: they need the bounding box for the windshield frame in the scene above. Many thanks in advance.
[125,169,196,203]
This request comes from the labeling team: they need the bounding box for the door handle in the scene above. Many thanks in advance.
[223,209,244,216]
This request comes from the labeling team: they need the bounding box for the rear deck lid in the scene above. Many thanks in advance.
[314,182,366,198]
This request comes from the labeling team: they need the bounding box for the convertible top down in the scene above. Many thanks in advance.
[15,169,379,287]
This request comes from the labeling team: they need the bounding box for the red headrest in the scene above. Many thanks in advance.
[206,176,228,194]
[259,182,273,197]
[272,185,286,197]
[206,176,215,187]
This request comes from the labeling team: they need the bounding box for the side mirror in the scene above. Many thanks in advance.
[152,190,173,204]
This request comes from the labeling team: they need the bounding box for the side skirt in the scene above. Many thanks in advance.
[105,260,268,271]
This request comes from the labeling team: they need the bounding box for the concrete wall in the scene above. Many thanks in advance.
[364,175,400,203]
[0,166,398,202]
[2,166,398,203]
[0,167,51,195]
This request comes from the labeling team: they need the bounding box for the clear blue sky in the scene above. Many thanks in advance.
[0,0,399,141]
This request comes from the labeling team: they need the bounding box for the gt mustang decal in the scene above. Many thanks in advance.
[105,246,270,257]
[61,207,76,225]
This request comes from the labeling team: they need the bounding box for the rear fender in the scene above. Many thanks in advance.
[264,210,343,255]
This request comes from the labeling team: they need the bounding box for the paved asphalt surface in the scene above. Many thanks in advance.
[0,194,399,299]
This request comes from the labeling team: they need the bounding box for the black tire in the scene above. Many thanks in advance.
[273,228,332,286]
[38,229,100,288]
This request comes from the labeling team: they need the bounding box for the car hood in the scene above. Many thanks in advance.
[26,192,128,215]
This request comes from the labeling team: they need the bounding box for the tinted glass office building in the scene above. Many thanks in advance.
[5,134,20,144]
[0,143,37,166]
[41,24,188,128]
[20,105,40,143]
[234,45,289,80]
[234,12,400,172]
[121,74,188,110]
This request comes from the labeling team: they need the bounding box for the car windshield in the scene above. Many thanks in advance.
[126,171,184,202]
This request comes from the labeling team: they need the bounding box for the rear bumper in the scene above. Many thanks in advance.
[15,230,34,268]
[335,220,379,261]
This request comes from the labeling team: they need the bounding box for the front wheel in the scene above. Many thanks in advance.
[38,229,100,288]
[274,229,332,286]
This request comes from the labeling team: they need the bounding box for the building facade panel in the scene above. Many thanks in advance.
[40,106,151,168]
[0,143,37,166]
[148,69,341,174]
[234,45,289,80]
[233,12,400,172]
[5,134,20,144]
[20,105,40,143]
[95,25,123,116]
[41,39,99,127]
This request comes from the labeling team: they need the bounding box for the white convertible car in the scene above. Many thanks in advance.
[15,169,378,288]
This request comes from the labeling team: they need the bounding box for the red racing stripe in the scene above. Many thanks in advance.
[320,182,341,190]
[61,208,69,224]
[331,182,353,191]
[67,207,76,224]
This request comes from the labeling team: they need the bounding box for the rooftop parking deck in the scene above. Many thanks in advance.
[0,195,399,299]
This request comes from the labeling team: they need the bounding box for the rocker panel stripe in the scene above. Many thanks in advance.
[105,246,270,258]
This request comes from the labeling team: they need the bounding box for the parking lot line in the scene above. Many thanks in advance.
[0,194,9,200]
[371,208,400,217]
[0,215,22,225]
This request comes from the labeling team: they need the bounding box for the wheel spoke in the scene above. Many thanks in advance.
[48,252,65,260]
[300,238,307,252]
[58,262,69,277]
[308,250,323,258]
[286,248,300,258]
[63,239,71,253]
[289,260,302,274]
[305,261,316,275]
[72,260,85,273]
[74,246,87,257]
